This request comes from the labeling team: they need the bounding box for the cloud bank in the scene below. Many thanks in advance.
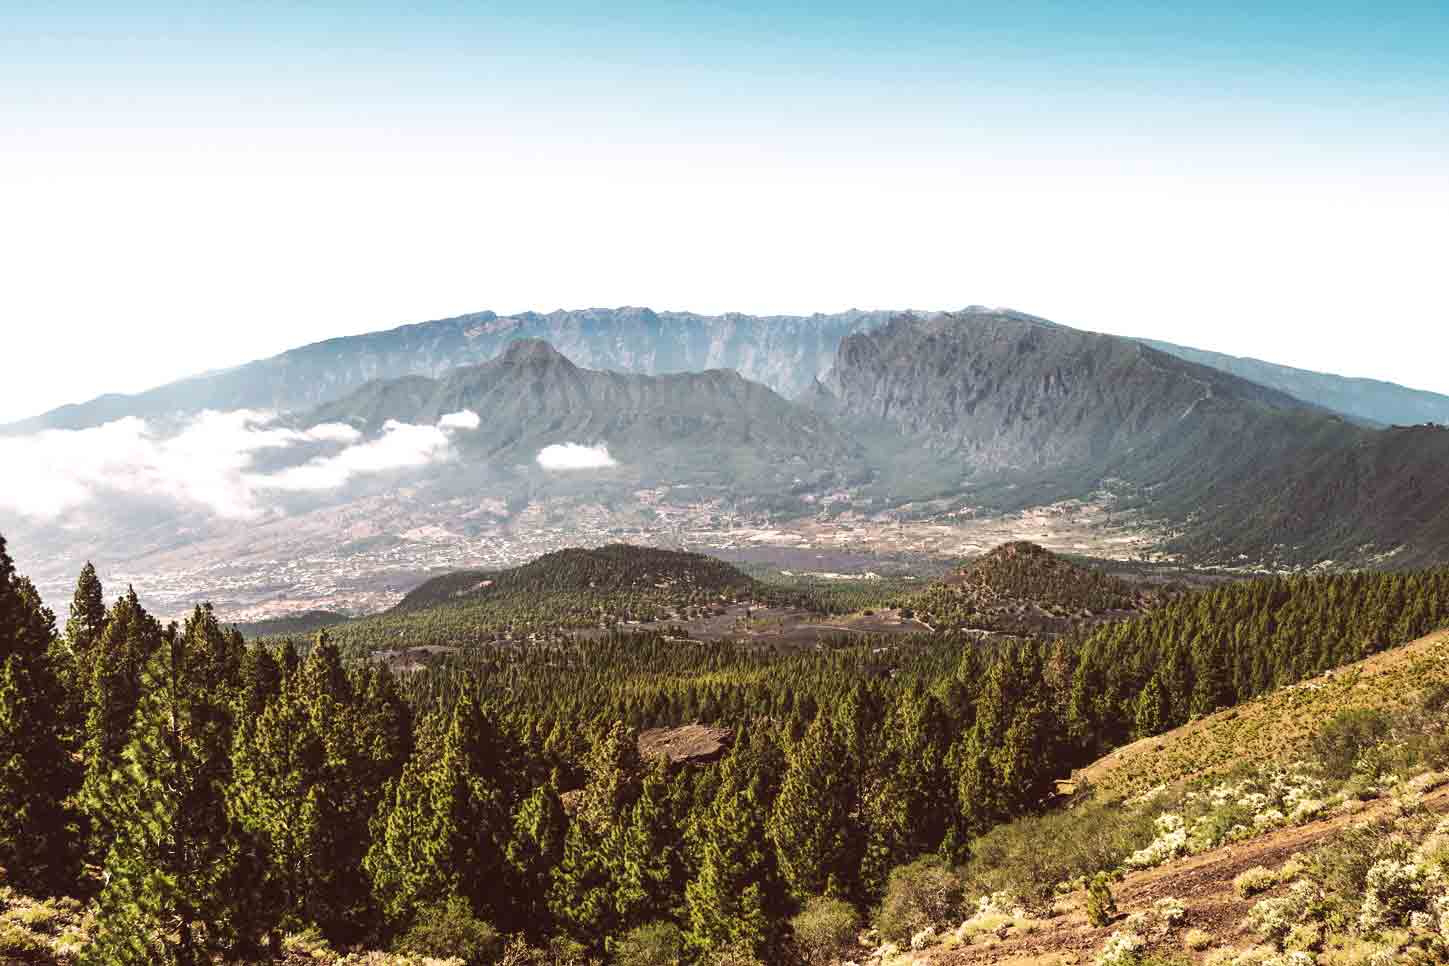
[535,442,618,471]
[0,409,479,521]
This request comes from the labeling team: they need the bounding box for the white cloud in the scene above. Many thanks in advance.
[256,419,455,492]
[438,409,481,430]
[536,442,618,471]
[0,409,477,520]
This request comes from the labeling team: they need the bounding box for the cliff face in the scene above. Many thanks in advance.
[815,309,1307,472]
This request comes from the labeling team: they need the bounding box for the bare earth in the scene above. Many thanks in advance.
[930,781,1449,965]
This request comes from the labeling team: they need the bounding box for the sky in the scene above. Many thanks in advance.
[3,1,1447,422]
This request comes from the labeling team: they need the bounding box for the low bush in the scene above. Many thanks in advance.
[790,896,860,966]
[612,921,685,966]
[695,940,766,966]
[873,855,965,942]
[963,800,1164,901]
[1087,873,1119,928]
[1311,708,1392,780]
[1233,867,1277,899]
[394,896,501,966]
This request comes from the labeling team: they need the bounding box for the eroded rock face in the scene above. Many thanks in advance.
[818,309,1304,472]
[637,723,734,765]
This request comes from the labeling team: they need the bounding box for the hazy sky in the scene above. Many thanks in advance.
[3,1,1447,422]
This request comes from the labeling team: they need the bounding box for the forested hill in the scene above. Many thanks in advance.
[391,544,761,613]
[908,541,1156,635]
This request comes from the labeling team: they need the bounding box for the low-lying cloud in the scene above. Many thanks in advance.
[0,409,479,521]
[437,410,481,430]
[536,442,618,471]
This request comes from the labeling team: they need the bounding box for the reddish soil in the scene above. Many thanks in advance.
[931,785,1449,964]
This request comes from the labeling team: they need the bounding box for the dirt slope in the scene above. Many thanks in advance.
[1074,630,1449,802]
[933,785,1449,965]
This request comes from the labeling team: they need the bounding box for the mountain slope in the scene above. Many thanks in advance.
[811,309,1312,473]
[814,310,1449,565]
[1142,337,1449,427]
[303,338,863,471]
[5,306,918,433]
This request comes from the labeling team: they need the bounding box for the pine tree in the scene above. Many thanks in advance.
[84,607,241,964]
[507,771,567,936]
[368,691,515,931]
[64,561,107,670]
[79,587,162,852]
[860,688,952,898]
[1133,674,1168,738]
[238,643,282,720]
[227,666,325,950]
[686,727,788,958]
[613,755,687,934]
[956,644,1060,834]
[767,714,855,900]
[550,721,643,944]
[0,537,81,893]
[56,561,108,739]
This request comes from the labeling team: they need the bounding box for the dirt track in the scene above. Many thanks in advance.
[930,785,1449,964]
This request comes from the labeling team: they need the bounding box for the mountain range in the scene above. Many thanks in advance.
[304,337,861,471]
[7,305,1447,435]
[8,303,1449,621]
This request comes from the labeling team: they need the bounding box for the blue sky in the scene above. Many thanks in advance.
[3,1,1447,420]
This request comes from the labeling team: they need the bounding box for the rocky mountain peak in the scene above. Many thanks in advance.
[497,338,576,369]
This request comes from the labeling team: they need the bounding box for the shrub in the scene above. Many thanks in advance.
[1096,929,1145,966]
[1245,882,1319,948]
[1087,873,1119,928]
[696,941,766,966]
[1234,867,1277,898]
[1304,820,1409,928]
[1153,896,1187,929]
[1359,859,1430,931]
[612,922,685,966]
[394,896,501,966]
[963,800,1164,901]
[1311,708,1392,779]
[0,920,47,957]
[790,896,860,966]
[1183,928,1213,951]
[498,936,595,966]
[874,855,965,942]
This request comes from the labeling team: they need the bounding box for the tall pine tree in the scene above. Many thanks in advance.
[687,726,789,958]
[84,606,242,964]
[0,536,81,893]
[767,713,856,901]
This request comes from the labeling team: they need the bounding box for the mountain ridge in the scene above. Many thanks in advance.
[814,310,1449,566]
[1141,336,1449,427]
[10,304,1447,435]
